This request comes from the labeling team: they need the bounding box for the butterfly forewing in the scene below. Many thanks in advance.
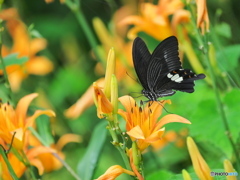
[132,37,152,90]
[151,36,182,72]
[147,36,182,91]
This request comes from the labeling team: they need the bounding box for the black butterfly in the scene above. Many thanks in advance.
[132,36,206,101]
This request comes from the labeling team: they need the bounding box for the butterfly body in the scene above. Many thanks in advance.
[132,36,205,101]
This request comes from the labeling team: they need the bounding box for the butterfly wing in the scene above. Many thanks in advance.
[146,36,181,91]
[132,37,152,90]
[146,36,205,96]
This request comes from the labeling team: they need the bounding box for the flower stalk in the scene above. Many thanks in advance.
[185,1,240,171]
[0,2,12,101]
[63,0,104,64]
[0,147,18,180]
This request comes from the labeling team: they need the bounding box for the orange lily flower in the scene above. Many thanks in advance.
[118,96,191,151]
[0,152,26,179]
[0,93,55,150]
[93,17,133,79]
[196,0,210,34]
[224,160,237,180]
[119,0,184,40]
[96,165,135,180]
[151,129,188,150]
[187,137,212,180]
[65,78,105,119]
[93,82,113,119]
[65,48,116,119]
[0,93,57,178]
[186,137,237,180]
[31,133,82,173]
[0,8,54,91]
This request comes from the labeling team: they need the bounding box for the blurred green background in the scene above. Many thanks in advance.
[1,0,240,179]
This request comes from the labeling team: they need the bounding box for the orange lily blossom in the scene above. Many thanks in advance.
[186,137,212,180]
[186,137,237,180]
[151,129,188,151]
[96,165,135,180]
[0,134,81,179]
[64,78,105,119]
[0,8,54,91]
[0,93,55,150]
[0,93,56,178]
[65,48,116,119]
[119,0,185,40]
[196,0,210,34]
[30,133,82,173]
[93,17,133,79]
[118,96,191,151]
[93,81,113,119]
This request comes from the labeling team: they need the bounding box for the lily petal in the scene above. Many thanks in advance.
[65,78,104,119]
[27,56,54,75]
[118,95,135,114]
[127,125,145,140]
[30,38,47,55]
[30,158,44,175]
[16,93,38,127]
[145,128,165,143]
[56,134,82,150]
[25,109,56,128]
[187,137,212,180]
[96,165,135,180]
[155,114,191,131]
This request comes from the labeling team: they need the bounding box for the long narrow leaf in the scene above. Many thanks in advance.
[77,121,107,180]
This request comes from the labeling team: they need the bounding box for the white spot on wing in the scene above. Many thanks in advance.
[171,74,179,81]
[167,73,173,78]
[175,77,183,83]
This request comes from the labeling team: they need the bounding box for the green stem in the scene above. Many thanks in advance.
[0,2,12,101]
[20,150,37,180]
[186,1,240,170]
[64,0,104,64]
[108,120,132,171]
[203,41,240,171]
[28,127,81,180]
[132,141,144,178]
[52,152,82,180]
[0,148,18,180]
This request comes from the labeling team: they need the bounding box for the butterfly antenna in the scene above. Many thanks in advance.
[129,93,145,99]
[126,71,139,83]
[156,100,173,114]
[0,131,16,156]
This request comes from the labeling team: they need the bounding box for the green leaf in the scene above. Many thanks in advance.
[169,172,199,180]
[217,45,240,71]
[77,121,107,180]
[1,53,28,68]
[223,89,240,143]
[36,114,54,146]
[214,22,231,39]
[189,88,240,158]
[146,170,173,180]
[0,148,18,180]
